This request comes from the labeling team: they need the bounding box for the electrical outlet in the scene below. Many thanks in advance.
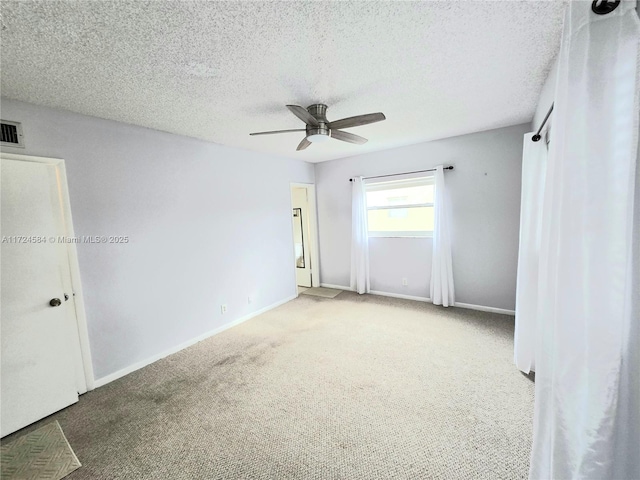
[402,278,408,286]
[221,304,228,314]
[247,296,252,304]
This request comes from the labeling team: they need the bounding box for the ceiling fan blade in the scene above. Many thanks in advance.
[328,112,386,130]
[331,130,368,145]
[250,129,306,136]
[286,105,320,127]
[296,137,311,151]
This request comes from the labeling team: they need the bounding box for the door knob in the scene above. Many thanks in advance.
[49,298,62,307]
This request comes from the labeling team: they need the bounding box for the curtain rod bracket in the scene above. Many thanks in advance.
[592,0,620,15]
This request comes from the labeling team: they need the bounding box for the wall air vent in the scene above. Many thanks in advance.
[1,120,25,148]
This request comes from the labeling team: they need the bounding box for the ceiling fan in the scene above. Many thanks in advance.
[250,104,386,151]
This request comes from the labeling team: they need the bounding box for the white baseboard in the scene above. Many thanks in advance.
[454,302,515,316]
[320,283,354,291]
[369,291,514,314]
[319,284,514,315]
[93,294,296,388]
[369,290,431,302]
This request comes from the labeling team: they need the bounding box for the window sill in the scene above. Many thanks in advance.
[368,234,433,239]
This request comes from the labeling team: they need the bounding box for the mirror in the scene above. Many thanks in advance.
[293,208,305,268]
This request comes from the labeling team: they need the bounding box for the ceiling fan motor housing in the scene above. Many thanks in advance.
[306,104,330,137]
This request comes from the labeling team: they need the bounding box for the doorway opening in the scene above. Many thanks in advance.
[290,183,320,294]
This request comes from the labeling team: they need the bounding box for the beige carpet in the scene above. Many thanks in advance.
[1,292,534,479]
[1,421,81,480]
[300,286,343,298]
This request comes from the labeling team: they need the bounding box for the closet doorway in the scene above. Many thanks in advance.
[290,183,320,293]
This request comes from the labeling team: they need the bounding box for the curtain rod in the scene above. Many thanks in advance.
[349,166,453,182]
[532,103,554,142]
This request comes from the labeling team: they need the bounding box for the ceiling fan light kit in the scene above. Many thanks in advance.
[307,133,330,143]
[250,103,386,151]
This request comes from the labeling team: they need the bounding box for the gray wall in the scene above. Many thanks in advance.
[0,98,315,380]
[315,124,529,310]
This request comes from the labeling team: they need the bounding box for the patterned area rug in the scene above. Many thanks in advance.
[300,287,343,298]
[1,421,81,480]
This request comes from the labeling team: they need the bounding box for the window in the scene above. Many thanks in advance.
[365,176,434,237]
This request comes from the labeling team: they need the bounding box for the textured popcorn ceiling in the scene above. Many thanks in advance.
[0,1,565,163]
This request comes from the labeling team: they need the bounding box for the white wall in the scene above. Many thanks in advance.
[315,124,529,310]
[0,98,314,381]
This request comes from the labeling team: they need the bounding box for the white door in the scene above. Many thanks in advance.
[1,159,79,437]
[292,187,312,287]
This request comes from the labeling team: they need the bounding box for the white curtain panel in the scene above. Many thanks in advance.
[514,134,548,374]
[430,165,455,307]
[350,177,370,294]
[530,2,640,479]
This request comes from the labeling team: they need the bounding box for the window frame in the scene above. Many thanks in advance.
[365,176,435,238]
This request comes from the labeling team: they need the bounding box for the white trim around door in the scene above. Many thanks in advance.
[290,183,321,292]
